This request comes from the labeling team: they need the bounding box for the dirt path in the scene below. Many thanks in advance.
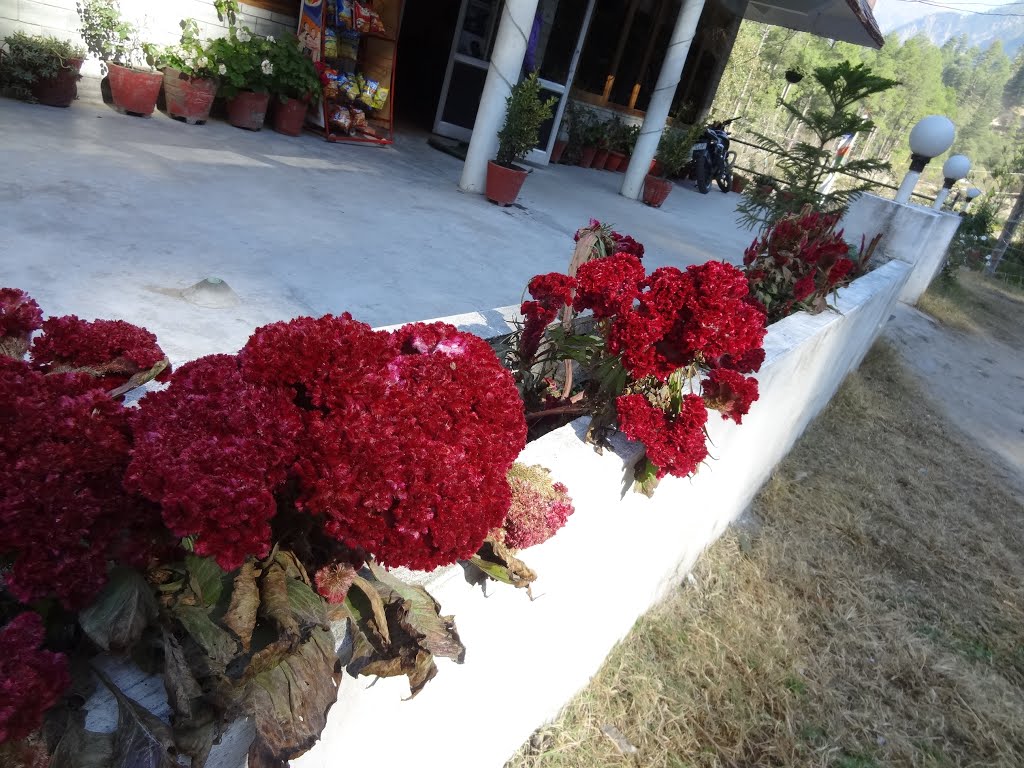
[884,276,1024,502]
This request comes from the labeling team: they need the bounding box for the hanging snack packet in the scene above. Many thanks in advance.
[353,2,386,35]
[330,105,353,134]
[369,85,389,111]
[336,0,354,29]
[338,30,360,60]
[349,106,369,133]
[323,68,341,98]
[324,27,338,58]
[360,78,379,105]
[342,73,362,102]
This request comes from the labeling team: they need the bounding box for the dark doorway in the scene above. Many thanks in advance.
[395,0,462,130]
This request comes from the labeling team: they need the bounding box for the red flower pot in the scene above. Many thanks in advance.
[606,151,626,172]
[642,174,673,208]
[107,63,162,116]
[756,184,775,198]
[579,145,597,169]
[227,91,270,130]
[731,176,748,194]
[272,96,309,136]
[649,159,664,177]
[486,161,528,206]
[551,139,568,165]
[30,57,83,107]
[162,68,217,124]
[593,148,609,168]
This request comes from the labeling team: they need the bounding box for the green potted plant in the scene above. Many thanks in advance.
[267,34,321,136]
[605,117,628,171]
[0,32,86,107]
[753,173,775,197]
[551,121,569,165]
[623,123,640,168]
[592,121,611,169]
[486,71,557,206]
[148,20,219,124]
[208,26,275,130]
[578,110,600,168]
[642,126,693,208]
[77,0,161,116]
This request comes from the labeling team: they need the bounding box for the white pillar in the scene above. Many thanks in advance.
[932,187,951,210]
[894,170,920,205]
[459,0,540,194]
[621,0,706,200]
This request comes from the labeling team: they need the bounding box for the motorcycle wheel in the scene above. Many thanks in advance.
[695,153,711,194]
[717,167,732,193]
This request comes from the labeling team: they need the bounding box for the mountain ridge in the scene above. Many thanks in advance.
[891,5,1024,56]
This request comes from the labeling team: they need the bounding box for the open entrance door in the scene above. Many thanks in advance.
[433,0,596,163]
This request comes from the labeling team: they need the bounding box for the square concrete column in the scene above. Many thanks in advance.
[620,0,707,200]
[840,194,963,305]
[459,0,541,194]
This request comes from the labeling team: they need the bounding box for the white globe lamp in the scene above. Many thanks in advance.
[932,154,970,210]
[895,115,956,204]
[963,187,982,212]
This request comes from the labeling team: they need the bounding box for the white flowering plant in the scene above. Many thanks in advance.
[267,34,320,102]
[147,19,218,79]
[207,26,273,97]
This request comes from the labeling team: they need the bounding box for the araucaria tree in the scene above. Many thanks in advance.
[737,61,899,230]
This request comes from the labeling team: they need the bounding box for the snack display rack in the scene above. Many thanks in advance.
[298,0,402,145]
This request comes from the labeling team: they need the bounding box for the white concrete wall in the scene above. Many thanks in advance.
[0,1,297,84]
[841,193,961,305]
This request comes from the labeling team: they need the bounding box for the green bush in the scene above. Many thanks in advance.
[655,124,700,179]
[268,34,321,102]
[496,72,557,168]
[1,32,85,101]
[77,0,153,70]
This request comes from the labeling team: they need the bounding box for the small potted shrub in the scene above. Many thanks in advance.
[731,174,748,193]
[592,121,610,169]
[78,0,162,116]
[604,117,627,171]
[209,27,275,130]
[0,32,85,107]
[267,34,321,136]
[577,111,600,168]
[486,71,557,206]
[149,21,219,124]
[753,173,775,197]
[642,126,692,208]
[551,122,569,164]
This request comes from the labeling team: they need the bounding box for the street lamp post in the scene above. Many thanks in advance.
[963,187,982,213]
[932,154,970,210]
[894,115,956,205]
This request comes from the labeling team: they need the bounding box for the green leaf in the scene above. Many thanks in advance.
[347,575,391,645]
[634,457,661,497]
[175,605,238,666]
[467,538,537,592]
[185,555,225,608]
[49,710,114,768]
[79,567,157,652]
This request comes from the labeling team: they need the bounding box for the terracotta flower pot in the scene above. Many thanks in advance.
[30,57,83,107]
[272,95,309,136]
[605,151,626,172]
[486,161,528,206]
[642,174,673,208]
[107,63,163,116]
[579,145,597,169]
[551,139,568,165]
[778,190,797,203]
[227,91,270,130]
[162,68,217,124]
[593,148,610,168]
[756,184,775,197]
[731,176,748,194]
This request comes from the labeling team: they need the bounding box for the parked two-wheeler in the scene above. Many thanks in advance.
[691,117,739,194]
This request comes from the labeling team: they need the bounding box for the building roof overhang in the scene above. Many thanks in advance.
[741,0,884,49]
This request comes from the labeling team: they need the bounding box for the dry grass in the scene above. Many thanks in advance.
[507,343,1024,768]
[918,271,1024,350]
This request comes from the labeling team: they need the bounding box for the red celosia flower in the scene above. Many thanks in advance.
[126,354,304,571]
[573,253,645,318]
[498,463,574,550]
[702,368,759,424]
[0,289,43,359]
[0,612,70,744]
[616,393,709,479]
[827,257,856,286]
[314,563,358,604]
[527,273,575,312]
[296,322,527,571]
[0,358,160,609]
[518,274,576,363]
[30,315,168,385]
[608,262,766,382]
[610,231,645,260]
[792,274,816,302]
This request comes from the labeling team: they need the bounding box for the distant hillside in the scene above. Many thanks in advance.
[892,6,1024,56]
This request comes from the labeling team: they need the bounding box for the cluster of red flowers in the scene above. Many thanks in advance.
[499,464,575,550]
[519,272,575,362]
[31,316,167,385]
[743,208,858,322]
[0,289,43,358]
[573,253,645,319]
[616,393,710,479]
[573,220,646,261]
[0,613,70,744]
[134,315,527,574]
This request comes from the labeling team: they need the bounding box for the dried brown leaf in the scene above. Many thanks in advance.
[222,561,259,652]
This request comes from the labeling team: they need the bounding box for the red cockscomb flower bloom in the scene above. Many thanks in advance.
[610,231,645,260]
[498,463,575,550]
[827,257,856,286]
[702,368,759,424]
[573,252,645,318]
[31,315,168,385]
[616,393,709,479]
[0,612,70,744]
[518,273,576,362]
[792,274,817,302]
[0,289,43,360]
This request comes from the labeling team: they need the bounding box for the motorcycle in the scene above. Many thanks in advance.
[691,117,739,194]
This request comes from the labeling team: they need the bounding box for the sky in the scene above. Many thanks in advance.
[873,0,1024,32]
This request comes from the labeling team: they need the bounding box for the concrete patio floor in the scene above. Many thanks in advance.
[1,98,753,364]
